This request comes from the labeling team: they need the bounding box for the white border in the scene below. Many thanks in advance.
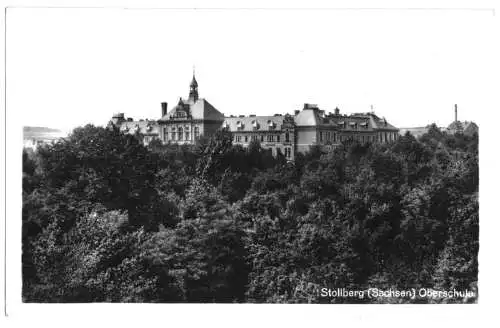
[1,1,499,327]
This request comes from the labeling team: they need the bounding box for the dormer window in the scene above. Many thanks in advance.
[237,121,244,130]
[252,120,259,130]
[349,122,357,129]
[146,124,152,132]
[222,122,230,130]
[360,122,368,128]
[268,120,276,129]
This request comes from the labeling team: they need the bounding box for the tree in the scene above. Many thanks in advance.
[25,209,159,302]
[144,179,249,302]
[36,124,160,230]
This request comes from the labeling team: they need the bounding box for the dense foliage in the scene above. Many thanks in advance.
[22,123,478,303]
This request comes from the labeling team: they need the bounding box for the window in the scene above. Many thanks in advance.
[320,132,323,142]
[236,135,242,142]
[163,128,168,141]
[178,127,183,140]
[284,147,291,158]
[285,132,290,142]
[185,130,190,141]
[194,126,200,139]
[244,135,248,143]
[276,135,280,143]
[267,135,273,142]
[171,127,176,140]
[261,135,264,142]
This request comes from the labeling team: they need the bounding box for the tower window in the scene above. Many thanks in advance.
[178,127,183,140]
[285,132,290,142]
[194,126,200,139]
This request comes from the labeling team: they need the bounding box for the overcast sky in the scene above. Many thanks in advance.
[7,7,496,132]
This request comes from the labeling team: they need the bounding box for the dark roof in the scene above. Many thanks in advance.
[223,115,286,132]
[119,120,160,135]
[190,75,198,87]
[159,98,224,121]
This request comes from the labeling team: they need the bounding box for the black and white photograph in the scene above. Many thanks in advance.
[2,0,499,326]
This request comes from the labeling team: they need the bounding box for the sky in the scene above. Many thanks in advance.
[6,7,497,132]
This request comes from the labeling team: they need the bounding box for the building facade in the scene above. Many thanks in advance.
[157,75,225,144]
[110,75,400,160]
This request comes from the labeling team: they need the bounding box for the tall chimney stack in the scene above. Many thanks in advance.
[161,102,168,116]
[454,104,458,122]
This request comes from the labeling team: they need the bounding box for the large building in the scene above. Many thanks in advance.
[110,74,399,160]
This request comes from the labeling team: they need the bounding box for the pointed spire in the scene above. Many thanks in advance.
[190,66,198,87]
[189,68,199,102]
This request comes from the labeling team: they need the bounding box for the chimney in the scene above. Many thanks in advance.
[294,110,300,115]
[454,104,458,122]
[161,102,168,116]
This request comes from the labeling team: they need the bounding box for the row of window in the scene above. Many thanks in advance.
[336,132,399,143]
[234,132,291,143]
[163,126,200,141]
[379,132,399,143]
[318,131,399,144]
[319,131,339,143]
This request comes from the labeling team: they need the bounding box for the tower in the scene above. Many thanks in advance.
[189,71,199,102]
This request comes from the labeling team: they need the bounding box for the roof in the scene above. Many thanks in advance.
[323,112,398,132]
[159,98,224,121]
[223,115,286,132]
[190,75,198,87]
[119,120,160,135]
[294,108,320,126]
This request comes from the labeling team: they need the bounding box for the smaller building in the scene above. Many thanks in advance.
[446,104,478,136]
